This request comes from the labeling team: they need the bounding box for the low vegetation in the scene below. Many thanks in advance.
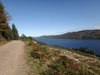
[0,34,6,46]
[23,37,100,75]
[73,47,100,58]
[50,45,100,58]
[73,47,96,55]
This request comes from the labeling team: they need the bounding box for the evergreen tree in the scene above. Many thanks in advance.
[0,2,12,40]
[12,24,19,40]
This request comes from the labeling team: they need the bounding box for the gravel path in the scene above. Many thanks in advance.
[0,41,27,75]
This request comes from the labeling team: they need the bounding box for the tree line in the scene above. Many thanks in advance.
[73,47,100,57]
[0,2,19,40]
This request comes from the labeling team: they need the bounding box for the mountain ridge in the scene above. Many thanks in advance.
[41,29,100,39]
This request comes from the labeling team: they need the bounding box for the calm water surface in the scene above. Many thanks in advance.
[34,37,100,54]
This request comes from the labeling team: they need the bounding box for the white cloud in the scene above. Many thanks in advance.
[92,25,100,29]
[90,23,100,30]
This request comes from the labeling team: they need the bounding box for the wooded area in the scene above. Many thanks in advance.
[0,2,19,41]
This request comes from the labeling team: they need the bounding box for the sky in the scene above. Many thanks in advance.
[1,0,100,36]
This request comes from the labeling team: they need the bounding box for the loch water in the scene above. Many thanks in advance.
[34,37,100,54]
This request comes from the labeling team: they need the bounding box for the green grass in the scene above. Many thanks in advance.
[24,40,49,75]
[88,67,100,74]
[24,41,38,75]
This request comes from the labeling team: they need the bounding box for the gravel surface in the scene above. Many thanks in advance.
[0,41,27,75]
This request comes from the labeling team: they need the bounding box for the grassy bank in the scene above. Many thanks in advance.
[23,37,100,75]
[24,39,50,75]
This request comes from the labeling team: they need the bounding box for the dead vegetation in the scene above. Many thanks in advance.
[24,39,100,75]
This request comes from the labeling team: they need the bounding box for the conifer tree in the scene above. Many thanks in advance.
[0,2,12,40]
[12,24,19,40]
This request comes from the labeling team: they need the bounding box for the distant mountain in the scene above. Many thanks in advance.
[41,30,100,39]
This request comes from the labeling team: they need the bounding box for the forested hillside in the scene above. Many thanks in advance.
[41,30,100,39]
[0,2,19,42]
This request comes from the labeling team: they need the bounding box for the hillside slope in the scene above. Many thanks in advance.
[0,34,6,43]
[25,39,100,75]
[41,30,100,39]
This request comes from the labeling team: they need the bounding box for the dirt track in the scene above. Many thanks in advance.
[0,41,27,75]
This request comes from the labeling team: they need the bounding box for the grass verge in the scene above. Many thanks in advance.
[24,40,46,75]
